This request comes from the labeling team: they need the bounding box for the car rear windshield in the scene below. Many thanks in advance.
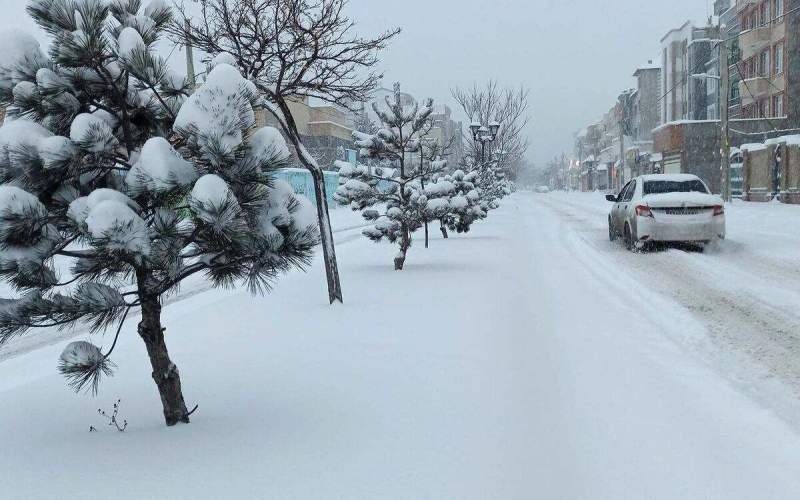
[643,180,709,195]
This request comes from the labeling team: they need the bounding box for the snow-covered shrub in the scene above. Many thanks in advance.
[443,170,490,234]
[0,0,318,426]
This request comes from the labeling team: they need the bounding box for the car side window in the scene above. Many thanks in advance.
[623,181,636,202]
[616,183,629,202]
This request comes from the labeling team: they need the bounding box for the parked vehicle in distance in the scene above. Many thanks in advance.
[535,185,550,193]
[606,174,726,251]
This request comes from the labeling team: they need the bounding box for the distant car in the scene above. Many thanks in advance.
[606,174,726,251]
[535,186,550,193]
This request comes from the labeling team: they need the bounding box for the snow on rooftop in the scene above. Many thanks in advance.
[740,143,767,153]
[652,119,719,134]
[764,135,800,147]
[640,173,700,182]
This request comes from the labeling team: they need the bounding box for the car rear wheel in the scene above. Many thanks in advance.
[624,224,635,252]
[608,218,617,241]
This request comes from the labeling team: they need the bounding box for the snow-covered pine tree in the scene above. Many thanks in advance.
[417,157,448,247]
[335,85,444,270]
[0,0,317,426]
[424,169,488,237]
[420,174,455,239]
[353,105,378,136]
[473,156,512,206]
[443,169,489,233]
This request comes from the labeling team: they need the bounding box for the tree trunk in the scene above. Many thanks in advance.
[307,164,344,302]
[395,224,410,270]
[394,252,405,270]
[137,285,190,426]
[270,100,343,304]
[440,221,449,239]
[424,221,429,248]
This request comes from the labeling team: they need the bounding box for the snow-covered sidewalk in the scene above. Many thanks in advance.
[1,193,800,499]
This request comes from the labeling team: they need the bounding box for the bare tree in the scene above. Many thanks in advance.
[171,0,400,303]
[451,81,531,179]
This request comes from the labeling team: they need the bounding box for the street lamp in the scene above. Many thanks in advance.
[469,121,481,138]
[470,120,500,164]
[489,121,500,137]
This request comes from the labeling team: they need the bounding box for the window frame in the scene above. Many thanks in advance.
[774,42,784,75]
[622,181,636,202]
[772,93,785,117]
[759,49,770,77]
[775,0,784,20]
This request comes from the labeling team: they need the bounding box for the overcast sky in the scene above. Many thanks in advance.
[0,0,710,167]
[346,0,710,167]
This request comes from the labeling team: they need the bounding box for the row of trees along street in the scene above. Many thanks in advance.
[0,0,527,426]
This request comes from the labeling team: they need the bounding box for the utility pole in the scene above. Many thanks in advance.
[617,91,631,191]
[185,19,196,89]
[420,144,429,249]
[720,38,731,202]
[618,107,625,191]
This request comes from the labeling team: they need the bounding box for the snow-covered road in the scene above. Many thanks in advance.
[1,192,800,499]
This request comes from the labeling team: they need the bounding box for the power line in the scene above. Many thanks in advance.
[730,126,800,136]
[733,58,785,132]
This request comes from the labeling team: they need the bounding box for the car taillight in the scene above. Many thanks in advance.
[635,204,654,218]
[713,205,724,216]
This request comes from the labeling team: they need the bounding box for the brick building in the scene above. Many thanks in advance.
[735,0,799,121]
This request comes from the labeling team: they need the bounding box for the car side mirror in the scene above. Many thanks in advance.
[605,194,617,202]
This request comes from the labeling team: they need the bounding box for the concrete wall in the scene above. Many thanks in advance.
[779,143,800,203]
[742,146,775,201]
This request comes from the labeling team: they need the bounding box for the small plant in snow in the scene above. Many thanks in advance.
[0,0,318,426]
[98,399,128,432]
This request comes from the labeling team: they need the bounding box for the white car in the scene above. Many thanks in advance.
[606,174,726,251]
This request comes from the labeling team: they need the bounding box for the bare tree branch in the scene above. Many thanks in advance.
[451,81,531,179]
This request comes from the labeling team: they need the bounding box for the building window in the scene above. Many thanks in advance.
[759,50,770,77]
[774,43,784,75]
[773,94,784,117]
[742,58,751,79]
[758,99,768,118]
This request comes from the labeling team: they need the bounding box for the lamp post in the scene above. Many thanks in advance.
[469,120,501,164]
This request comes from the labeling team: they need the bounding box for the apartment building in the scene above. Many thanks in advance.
[256,96,357,168]
[427,104,464,165]
[736,0,798,121]
[631,62,662,145]
[660,21,719,122]
[707,0,742,120]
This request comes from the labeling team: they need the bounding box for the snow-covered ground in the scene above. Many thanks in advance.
[2,193,800,499]
[534,191,800,425]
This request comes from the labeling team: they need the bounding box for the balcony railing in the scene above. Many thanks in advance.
[736,0,758,13]
[739,25,772,56]
[738,77,771,105]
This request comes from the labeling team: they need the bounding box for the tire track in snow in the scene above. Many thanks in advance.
[529,192,800,426]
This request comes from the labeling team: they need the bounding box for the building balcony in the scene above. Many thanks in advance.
[739,77,771,105]
[736,0,758,13]
[739,25,772,57]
